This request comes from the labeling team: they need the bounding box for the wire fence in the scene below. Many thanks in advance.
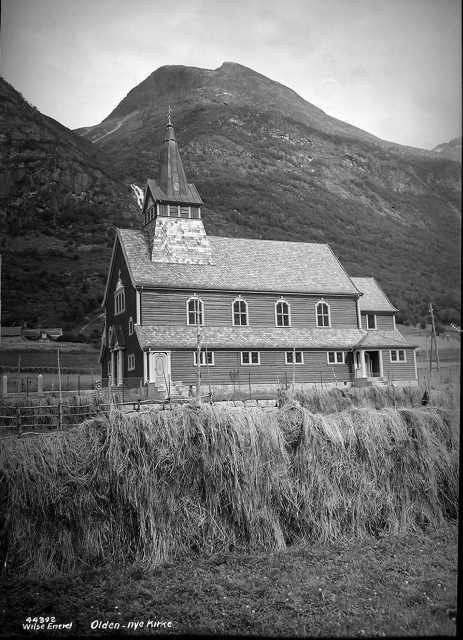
[0,392,215,439]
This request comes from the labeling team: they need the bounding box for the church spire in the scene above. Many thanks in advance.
[158,107,189,197]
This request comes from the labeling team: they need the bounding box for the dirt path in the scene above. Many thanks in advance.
[92,112,137,143]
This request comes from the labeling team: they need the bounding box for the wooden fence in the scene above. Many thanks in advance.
[0,394,214,439]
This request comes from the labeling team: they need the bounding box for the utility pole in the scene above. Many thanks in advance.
[195,298,201,401]
[427,303,440,401]
[292,345,296,391]
[429,303,439,370]
[0,254,2,346]
[57,348,63,429]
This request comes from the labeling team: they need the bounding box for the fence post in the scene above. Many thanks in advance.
[2,375,7,397]
[37,374,43,394]
[108,375,112,410]
[16,406,21,435]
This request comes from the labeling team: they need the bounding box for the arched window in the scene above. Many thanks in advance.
[232,297,248,326]
[128,316,134,336]
[114,274,125,316]
[275,299,290,326]
[187,296,204,325]
[316,300,330,327]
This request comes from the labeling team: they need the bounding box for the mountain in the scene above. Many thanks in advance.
[1,64,460,330]
[432,137,462,163]
[0,77,139,329]
[77,62,461,325]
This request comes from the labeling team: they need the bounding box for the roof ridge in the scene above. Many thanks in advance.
[209,235,330,247]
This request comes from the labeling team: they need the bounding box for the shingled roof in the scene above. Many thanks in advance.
[136,326,415,350]
[135,326,366,350]
[118,229,361,295]
[356,330,415,348]
[351,277,397,312]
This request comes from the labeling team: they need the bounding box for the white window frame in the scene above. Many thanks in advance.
[390,349,407,363]
[114,288,125,316]
[127,353,135,371]
[241,351,260,365]
[193,351,215,366]
[186,296,204,326]
[232,297,249,326]
[316,300,331,327]
[327,351,345,364]
[366,313,377,330]
[275,298,291,327]
[128,316,134,336]
[285,351,304,365]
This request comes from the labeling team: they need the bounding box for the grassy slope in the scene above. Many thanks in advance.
[399,324,461,363]
[0,525,457,637]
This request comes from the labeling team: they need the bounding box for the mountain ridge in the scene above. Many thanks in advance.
[1,63,461,329]
[0,76,139,329]
[76,62,461,326]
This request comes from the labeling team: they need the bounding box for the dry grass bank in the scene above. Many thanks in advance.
[0,403,458,576]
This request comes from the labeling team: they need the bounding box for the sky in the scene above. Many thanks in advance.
[1,0,461,150]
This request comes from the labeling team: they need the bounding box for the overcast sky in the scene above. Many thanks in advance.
[1,0,461,149]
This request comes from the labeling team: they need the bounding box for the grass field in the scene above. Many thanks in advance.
[399,324,460,364]
[0,525,457,637]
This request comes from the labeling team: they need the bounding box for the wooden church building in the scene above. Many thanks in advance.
[100,115,417,396]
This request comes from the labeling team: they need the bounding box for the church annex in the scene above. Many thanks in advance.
[100,115,417,396]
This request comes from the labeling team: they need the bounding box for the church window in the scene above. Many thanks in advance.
[275,299,290,326]
[286,351,303,364]
[127,353,135,371]
[233,298,248,325]
[115,288,125,315]
[193,351,215,366]
[241,351,260,365]
[390,349,406,362]
[187,296,204,325]
[327,351,345,364]
[128,317,134,335]
[316,301,330,327]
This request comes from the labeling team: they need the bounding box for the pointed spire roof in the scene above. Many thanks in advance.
[158,107,191,198]
[142,108,203,207]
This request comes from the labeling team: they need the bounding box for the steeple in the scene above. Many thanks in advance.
[158,107,190,198]
[141,108,212,265]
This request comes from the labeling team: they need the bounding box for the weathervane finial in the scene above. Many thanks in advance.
[167,104,172,126]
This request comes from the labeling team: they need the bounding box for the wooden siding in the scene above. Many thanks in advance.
[142,290,359,328]
[171,350,354,385]
[361,313,394,331]
[101,240,143,379]
[381,349,416,381]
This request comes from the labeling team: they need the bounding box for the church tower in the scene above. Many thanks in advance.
[141,110,212,265]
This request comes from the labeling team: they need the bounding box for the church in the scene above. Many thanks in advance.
[100,114,417,397]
